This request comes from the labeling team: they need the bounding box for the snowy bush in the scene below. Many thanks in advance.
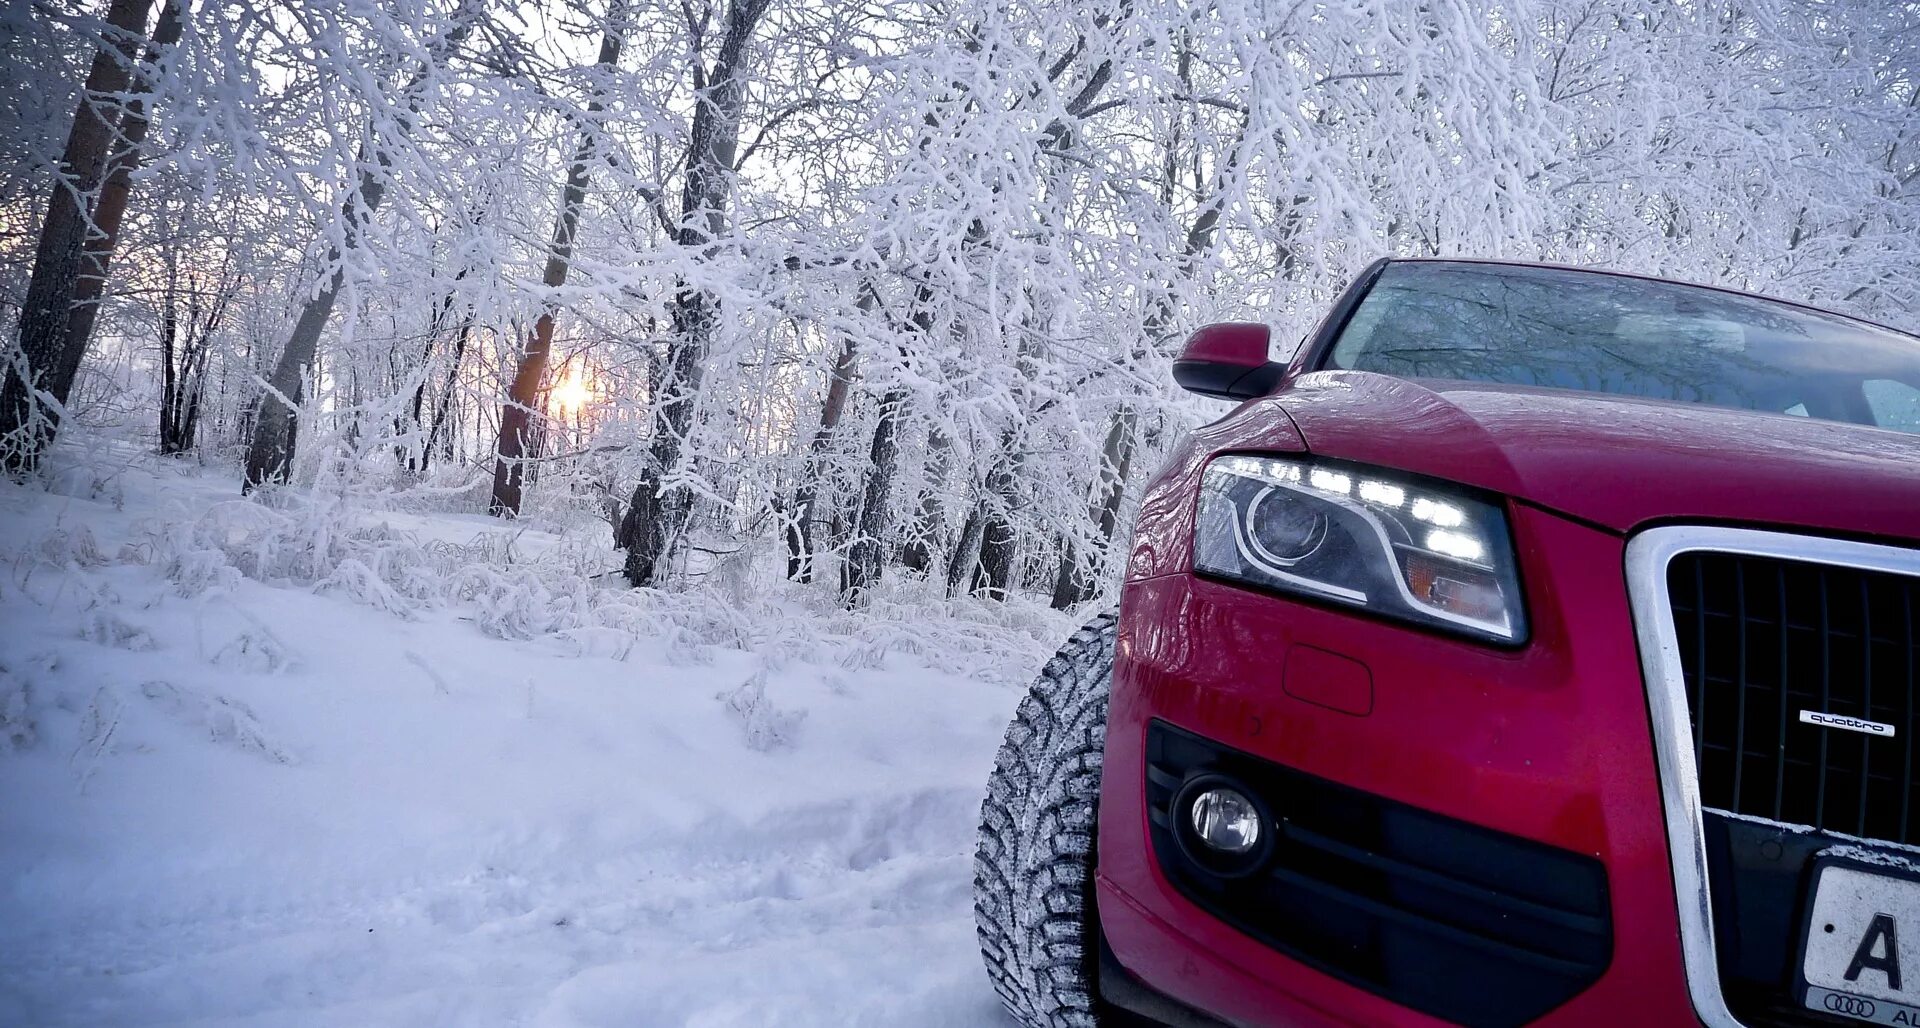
[716,669,806,752]
[0,665,35,752]
[70,685,125,789]
[207,625,298,675]
[1,435,1066,691]
[140,681,292,764]
[78,610,159,652]
[29,525,108,569]
[164,547,242,597]
[316,557,417,620]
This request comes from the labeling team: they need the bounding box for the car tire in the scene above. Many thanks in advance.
[974,610,1119,1028]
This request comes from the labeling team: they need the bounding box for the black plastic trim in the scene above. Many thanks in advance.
[1173,358,1288,402]
[1296,256,1391,374]
[1169,773,1277,879]
[1281,821,1607,934]
[1705,810,1920,1027]
[1146,719,1612,1028]
[1097,929,1238,1028]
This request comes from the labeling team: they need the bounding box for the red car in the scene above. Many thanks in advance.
[974,259,1920,1028]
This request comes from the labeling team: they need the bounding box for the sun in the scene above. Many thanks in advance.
[552,367,591,414]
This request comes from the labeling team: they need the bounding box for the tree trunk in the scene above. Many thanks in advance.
[402,260,472,470]
[835,283,934,604]
[945,492,986,598]
[176,360,205,452]
[241,4,481,489]
[973,440,1021,601]
[422,321,470,471]
[620,0,773,586]
[1048,535,1079,609]
[898,423,951,574]
[63,0,185,399]
[1045,79,1248,604]
[157,251,227,456]
[178,323,209,454]
[786,324,859,582]
[242,248,349,488]
[158,258,180,451]
[1051,403,1135,608]
[838,385,905,606]
[489,19,622,516]
[899,219,989,577]
[0,0,153,473]
[160,332,212,454]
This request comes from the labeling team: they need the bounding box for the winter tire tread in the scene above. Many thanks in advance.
[973,610,1118,1028]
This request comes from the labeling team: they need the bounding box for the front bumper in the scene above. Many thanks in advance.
[1097,504,1698,1025]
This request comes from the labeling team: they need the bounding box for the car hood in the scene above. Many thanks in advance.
[1275,371,1920,542]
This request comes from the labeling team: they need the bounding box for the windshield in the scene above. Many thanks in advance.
[1325,261,1920,435]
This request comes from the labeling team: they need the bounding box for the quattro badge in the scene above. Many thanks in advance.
[1801,710,1898,738]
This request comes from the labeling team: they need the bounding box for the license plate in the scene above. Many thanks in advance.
[1802,860,1920,1025]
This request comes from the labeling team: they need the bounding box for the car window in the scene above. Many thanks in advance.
[1325,262,1920,435]
[1865,379,1920,433]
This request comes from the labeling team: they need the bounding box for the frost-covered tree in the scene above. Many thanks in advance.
[2,0,156,472]
[611,0,778,586]
[4,0,1914,611]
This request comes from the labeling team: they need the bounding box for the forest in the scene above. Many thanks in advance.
[5,0,1914,615]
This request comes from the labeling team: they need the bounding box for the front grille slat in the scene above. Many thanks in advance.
[1695,559,1710,759]
[1904,585,1915,842]
[1670,551,1916,847]
[1860,576,1874,837]
[1734,560,1750,811]
[1815,569,1830,831]
[1775,564,1791,821]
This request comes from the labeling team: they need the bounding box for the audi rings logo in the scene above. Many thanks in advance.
[1823,992,1877,1018]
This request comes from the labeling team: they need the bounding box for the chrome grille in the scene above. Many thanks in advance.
[1668,550,1918,844]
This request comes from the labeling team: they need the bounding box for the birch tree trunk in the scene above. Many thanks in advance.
[944,493,986,597]
[0,0,153,473]
[240,170,378,488]
[619,0,773,586]
[490,19,623,516]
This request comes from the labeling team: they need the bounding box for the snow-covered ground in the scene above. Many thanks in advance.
[0,439,1060,1027]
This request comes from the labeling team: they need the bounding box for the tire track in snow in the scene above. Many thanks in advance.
[2,788,1004,1026]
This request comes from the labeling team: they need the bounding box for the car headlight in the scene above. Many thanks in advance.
[1194,454,1527,644]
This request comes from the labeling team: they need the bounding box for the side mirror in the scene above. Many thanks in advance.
[1172,322,1285,401]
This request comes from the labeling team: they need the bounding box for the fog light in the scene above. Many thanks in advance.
[1189,786,1262,854]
